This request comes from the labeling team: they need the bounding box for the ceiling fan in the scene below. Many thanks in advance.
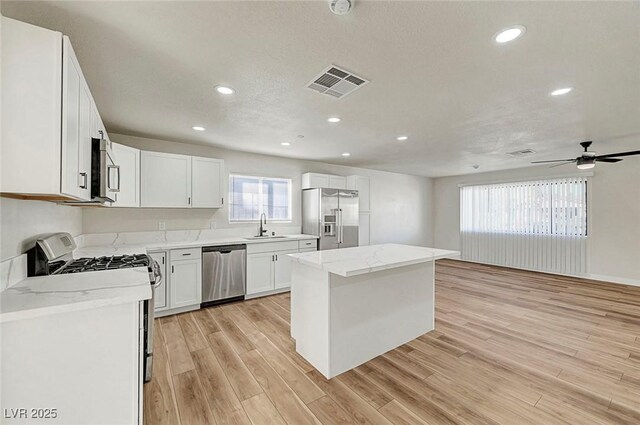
[531,141,640,170]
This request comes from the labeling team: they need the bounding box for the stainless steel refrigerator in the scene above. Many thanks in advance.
[302,188,359,250]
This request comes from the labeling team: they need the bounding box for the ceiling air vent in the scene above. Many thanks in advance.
[306,65,369,99]
[507,148,536,157]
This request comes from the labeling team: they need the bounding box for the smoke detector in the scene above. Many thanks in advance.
[329,0,352,15]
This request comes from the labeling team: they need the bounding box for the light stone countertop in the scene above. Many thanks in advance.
[0,267,151,323]
[287,243,460,277]
[0,233,318,323]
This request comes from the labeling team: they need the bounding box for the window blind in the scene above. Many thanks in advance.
[460,177,588,275]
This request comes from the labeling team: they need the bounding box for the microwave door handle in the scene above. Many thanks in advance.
[108,165,120,192]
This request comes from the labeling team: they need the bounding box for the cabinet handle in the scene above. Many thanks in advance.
[79,172,88,189]
[182,253,191,256]
[222,197,224,205]
[162,257,165,264]
[275,254,278,261]
[188,197,191,205]
[172,265,174,273]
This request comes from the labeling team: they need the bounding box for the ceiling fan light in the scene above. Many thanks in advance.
[577,157,596,170]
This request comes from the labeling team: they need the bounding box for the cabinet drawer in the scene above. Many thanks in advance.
[171,247,201,259]
[247,240,298,254]
[298,239,317,250]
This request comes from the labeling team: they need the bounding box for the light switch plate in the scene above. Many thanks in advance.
[158,221,166,231]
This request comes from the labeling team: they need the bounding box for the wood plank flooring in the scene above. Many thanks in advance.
[144,259,640,424]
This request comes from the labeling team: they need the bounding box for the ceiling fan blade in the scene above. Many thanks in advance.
[531,159,575,164]
[596,158,623,163]
[549,161,575,168]
[595,150,640,159]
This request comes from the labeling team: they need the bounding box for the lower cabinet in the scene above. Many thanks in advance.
[246,240,317,298]
[151,248,202,315]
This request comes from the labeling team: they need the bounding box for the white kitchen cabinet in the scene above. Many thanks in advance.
[140,151,192,208]
[302,172,347,190]
[274,249,298,289]
[2,18,100,201]
[169,252,202,309]
[359,213,371,246]
[111,143,140,208]
[246,252,275,295]
[246,240,318,297]
[148,251,168,311]
[1,302,143,424]
[192,156,224,208]
[347,175,370,212]
[329,175,347,189]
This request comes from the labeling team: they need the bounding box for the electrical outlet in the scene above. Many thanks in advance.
[158,221,166,231]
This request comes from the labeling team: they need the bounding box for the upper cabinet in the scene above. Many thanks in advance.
[346,175,370,212]
[111,143,140,208]
[1,17,106,202]
[140,151,224,209]
[302,172,347,190]
[141,151,192,208]
[192,157,224,208]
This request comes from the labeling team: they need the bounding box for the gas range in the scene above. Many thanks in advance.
[26,233,161,383]
[50,254,152,274]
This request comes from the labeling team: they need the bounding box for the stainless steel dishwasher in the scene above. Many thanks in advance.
[202,244,246,307]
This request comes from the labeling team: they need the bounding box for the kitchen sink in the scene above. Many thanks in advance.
[243,235,288,240]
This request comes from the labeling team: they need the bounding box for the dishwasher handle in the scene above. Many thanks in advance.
[202,244,247,253]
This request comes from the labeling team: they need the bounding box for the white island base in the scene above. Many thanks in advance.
[289,244,459,379]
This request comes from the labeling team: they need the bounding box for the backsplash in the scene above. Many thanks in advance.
[77,226,302,247]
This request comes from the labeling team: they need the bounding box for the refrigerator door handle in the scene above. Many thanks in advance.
[338,208,343,244]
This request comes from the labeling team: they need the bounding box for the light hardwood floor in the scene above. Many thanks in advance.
[144,259,640,425]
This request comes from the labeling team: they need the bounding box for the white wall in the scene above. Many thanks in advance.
[83,134,435,247]
[0,197,83,261]
[433,161,640,283]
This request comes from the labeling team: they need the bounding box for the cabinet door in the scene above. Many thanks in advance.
[140,151,192,207]
[329,175,347,189]
[61,37,89,200]
[192,156,224,208]
[306,173,329,189]
[246,252,274,295]
[148,251,167,310]
[274,249,298,290]
[347,175,370,212]
[111,143,140,207]
[170,258,202,308]
[359,213,370,246]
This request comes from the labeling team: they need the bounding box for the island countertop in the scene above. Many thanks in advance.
[287,243,460,277]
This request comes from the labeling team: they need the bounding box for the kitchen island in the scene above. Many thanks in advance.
[288,243,459,379]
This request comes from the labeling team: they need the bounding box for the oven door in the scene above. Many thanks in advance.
[144,260,162,382]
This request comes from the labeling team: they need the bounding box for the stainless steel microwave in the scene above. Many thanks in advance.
[91,134,119,203]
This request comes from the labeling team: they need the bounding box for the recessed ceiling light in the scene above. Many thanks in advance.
[327,117,341,123]
[192,126,205,131]
[341,152,351,157]
[494,25,526,43]
[281,142,291,146]
[397,136,408,141]
[551,87,573,96]
[215,85,235,95]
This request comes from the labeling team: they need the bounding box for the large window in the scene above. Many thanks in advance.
[461,177,588,236]
[460,177,588,276]
[229,175,292,222]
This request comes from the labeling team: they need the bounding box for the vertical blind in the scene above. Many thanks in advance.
[460,177,588,275]
[229,175,292,221]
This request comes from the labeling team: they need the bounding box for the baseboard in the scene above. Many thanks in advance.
[586,274,640,287]
[447,258,640,288]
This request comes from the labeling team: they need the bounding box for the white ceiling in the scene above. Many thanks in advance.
[2,1,639,177]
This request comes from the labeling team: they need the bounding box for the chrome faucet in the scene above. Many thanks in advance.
[258,213,267,237]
